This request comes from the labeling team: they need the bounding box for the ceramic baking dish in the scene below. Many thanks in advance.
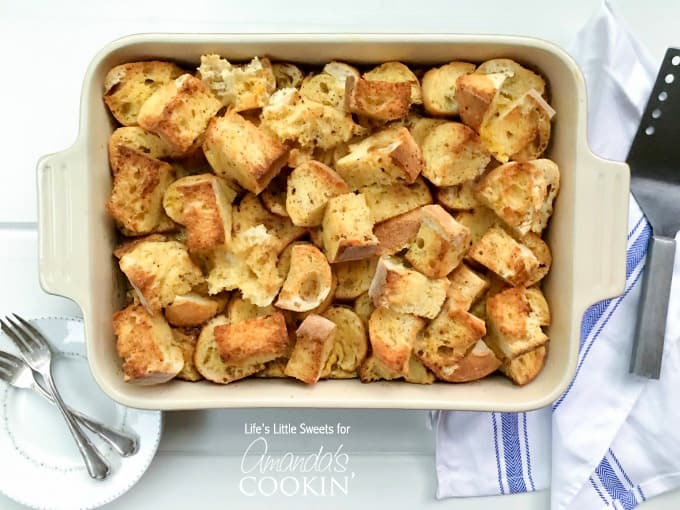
[36,33,629,411]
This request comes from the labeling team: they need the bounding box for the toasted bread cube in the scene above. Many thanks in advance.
[283,314,336,384]
[320,307,368,378]
[276,244,332,312]
[521,233,552,286]
[486,287,549,359]
[435,339,501,382]
[323,61,361,82]
[226,293,276,324]
[164,292,227,327]
[335,126,423,189]
[203,110,289,194]
[198,55,276,112]
[207,225,283,307]
[163,174,237,253]
[499,345,547,386]
[525,287,551,326]
[232,194,306,254]
[260,170,290,217]
[261,88,365,150]
[455,206,500,246]
[171,328,203,381]
[113,234,168,259]
[300,73,346,108]
[334,257,379,301]
[469,226,539,286]
[286,161,350,227]
[447,263,489,311]
[272,62,304,89]
[437,180,479,211]
[360,177,432,224]
[109,127,179,171]
[119,240,204,313]
[364,62,422,105]
[137,74,221,154]
[294,273,338,321]
[373,209,422,256]
[475,159,560,236]
[194,316,253,383]
[322,193,378,263]
[104,61,184,126]
[368,307,425,376]
[421,62,476,116]
[421,122,491,187]
[413,304,486,376]
[358,355,435,384]
[344,75,411,121]
[353,292,376,326]
[406,113,448,149]
[215,311,289,365]
[113,304,184,384]
[106,147,176,235]
[455,72,509,131]
[369,256,449,319]
[405,205,472,278]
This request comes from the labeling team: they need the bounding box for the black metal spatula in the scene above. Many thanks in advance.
[627,48,680,379]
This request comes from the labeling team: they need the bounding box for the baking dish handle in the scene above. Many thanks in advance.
[575,154,630,307]
[37,144,87,306]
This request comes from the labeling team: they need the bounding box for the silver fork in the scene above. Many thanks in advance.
[0,314,111,480]
[0,350,138,456]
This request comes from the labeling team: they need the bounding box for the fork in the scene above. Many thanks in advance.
[0,350,138,456]
[0,315,111,480]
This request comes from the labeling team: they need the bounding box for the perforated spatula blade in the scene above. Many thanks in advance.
[627,48,680,379]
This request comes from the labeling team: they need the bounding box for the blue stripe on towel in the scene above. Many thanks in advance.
[492,413,505,494]
[522,413,536,491]
[596,457,638,510]
[638,485,647,501]
[501,413,527,493]
[609,449,635,487]
[590,475,610,505]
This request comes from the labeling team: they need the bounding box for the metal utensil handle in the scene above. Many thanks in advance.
[44,371,111,479]
[70,407,139,457]
[630,235,676,378]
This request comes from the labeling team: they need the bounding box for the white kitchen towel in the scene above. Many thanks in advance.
[434,1,680,509]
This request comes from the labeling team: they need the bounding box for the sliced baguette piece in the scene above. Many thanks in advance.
[358,354,435,384]
[272,62,304,89]
[360,177,432,224]
[171,327,203,381]
[447,263,489,311]
[300,73,347,109]
[286,161,350,227]
[405,205,472,278]
[109,126,179,170]
[499,345,547,386]
[435,339,501,382]
[215,312,289,365]
[373,209,422,256]
[334,257,379,301]
[368,255,449,319]
[437,180,479,211]
[321,193,378,263]
[195,316,257,383]
[368,307,425,376]
[320,306,369,378]
[295,273,338,320]
[520,232,552,286]
[285,314,336,384]
[406,114,448,149]
[113,304,184,384]
[165,292,228,327]
[335,126,424,189]
[226,293,276,324]
[454,206,500,247]
[454,72,509,131]
[353,292,376,326]
[276,244,332,312]
[421,62,476,116]
[344,75,411,121]
[364,62,423,105]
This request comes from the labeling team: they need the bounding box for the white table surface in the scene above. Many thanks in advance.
[0,1,678,508]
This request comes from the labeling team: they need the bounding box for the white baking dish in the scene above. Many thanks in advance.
[36,34,629,411]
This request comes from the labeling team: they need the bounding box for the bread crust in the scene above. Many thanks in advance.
[344,76,411,121]
[215,312,289,365]
[284,314,337,384]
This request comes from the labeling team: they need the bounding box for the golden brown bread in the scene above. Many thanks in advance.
[373,209,423,256]
[164,292,228,327]
[276,244,332,312]
[368,306,425,375]
[320,306,368,378]
[215,312,289,365]
[499,345,547,385]
[272,62,304,89]
[364,62,422,105]
[334,257,379,301]
[358,354,435,384]
[226,293,276,324]
[421,62,476,116]
[434,339,501,382]
[437,180,479,211]
[344,76,411,121]
[171,327,203,381]
[285,314,337,384]
[352,292,376,327]
[260,170,290,217]
[109,126,179,170]
[468,226,539,286]
[447,263,489,311]
[359,177,432,224]
[321,193,378,263]
[286,161,350,227]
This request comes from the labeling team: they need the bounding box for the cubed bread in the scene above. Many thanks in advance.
[373,209,422,256]
[109,127,178,171]
[162,174,237,253]
[320,306,369,378]
[421,62,476,116]
[323,61,361,83]
[469,226,539,286]
[232,193,307,254]
[334,257,378,301]
[405,205,472,278]
[521,233,552,286]
[454,72,509,131]
[171,327,203,381]
[215,311,289,365]
[475,59,546,102]
[485,287,549,359]
[335,126,423,188]
[300,73,346,108]
[164,292,228,327]
[276,244,332,312]
[360,177,432,224]
[202,110,289,194]
[119,240,204,313]
[499,345,547,386]
[455,206,500,246]
[368,306,425,375]
[344,76,411,121]
[194,316,255,383]
[358,355,435,384]
[261,88,365,150]
[113,304,184,384]
[284,314,336,384]
[321,193,378,263]
[286,161,350,227]
[421,122,491,186]
[272,62,304,89]
[413,304,486,375]
[113,234,168,259]
[434,339,501,382]
[197,55,275,111]
[437,180,479,211]
[104,61,184,126]
[525,287,551,326]
[260,170,290,217]
[368,256,449,319]
[406,114,448,148]
[364,62,422,105]
[295,273,338,320]
[353,292,376,326]
[137,74,222,154]
[106,147,176,235]
[475,159,560,236]
[226,293,276,324]
[207,225,283,307]
[447,263,489,311]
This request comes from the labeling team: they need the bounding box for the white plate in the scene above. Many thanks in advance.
[0,317,162,510]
